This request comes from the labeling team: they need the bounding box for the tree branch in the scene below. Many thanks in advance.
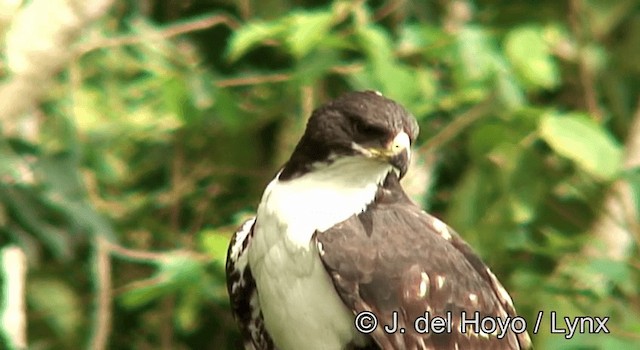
[0,246,27,350]
[76,14,240,56]
[87,237,112,350]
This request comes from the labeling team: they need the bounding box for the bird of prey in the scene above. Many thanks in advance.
[226,91,532,350]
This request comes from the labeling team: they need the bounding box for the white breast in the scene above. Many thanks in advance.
[247,157,391,350]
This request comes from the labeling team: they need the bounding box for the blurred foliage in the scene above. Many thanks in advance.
[0,0,639,349]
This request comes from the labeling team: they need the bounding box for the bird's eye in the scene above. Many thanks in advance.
[354,121,386,138]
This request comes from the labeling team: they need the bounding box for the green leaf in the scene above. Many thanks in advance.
[38,154,115,239]
[226,20,286,61]
[36,154,84,198]
[293,48,340,85]
[210,87,252,132]
[0,147,31,184]
[285,12,334,59]
[397,23,428,55]
[467,123,513,161]
[159,254,205,285]
[0,187,72,259]
[28,278,81,340]
[352,25,420,109]
[539,112,622,180]
[539,227,583,255]
[509,150,544,224]
[175,288,202,333]
[457,26,496,83]
[161,75,198,123]
[624,167,640,220]
[120,254,206,309]
[448,167,498,243]
[119,278,172,309]
[199,229,230,265]
[494,57,525,110]
[505,26,560,89]
[355,25,394,67]
[587,258,630,285]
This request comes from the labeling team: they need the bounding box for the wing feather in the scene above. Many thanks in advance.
[316,177,532,350]
[226,218,276,350]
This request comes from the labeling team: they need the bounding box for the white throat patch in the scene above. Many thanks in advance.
[260,156,392,248]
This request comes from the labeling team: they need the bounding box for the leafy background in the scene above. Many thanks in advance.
[0,0,639,349]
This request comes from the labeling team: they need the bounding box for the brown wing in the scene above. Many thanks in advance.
[316,177,532,350]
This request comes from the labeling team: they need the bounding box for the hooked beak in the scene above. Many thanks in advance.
[352,131,411,178]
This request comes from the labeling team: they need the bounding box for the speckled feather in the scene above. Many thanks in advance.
[316,174,532,350]
[226,219,275,350]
